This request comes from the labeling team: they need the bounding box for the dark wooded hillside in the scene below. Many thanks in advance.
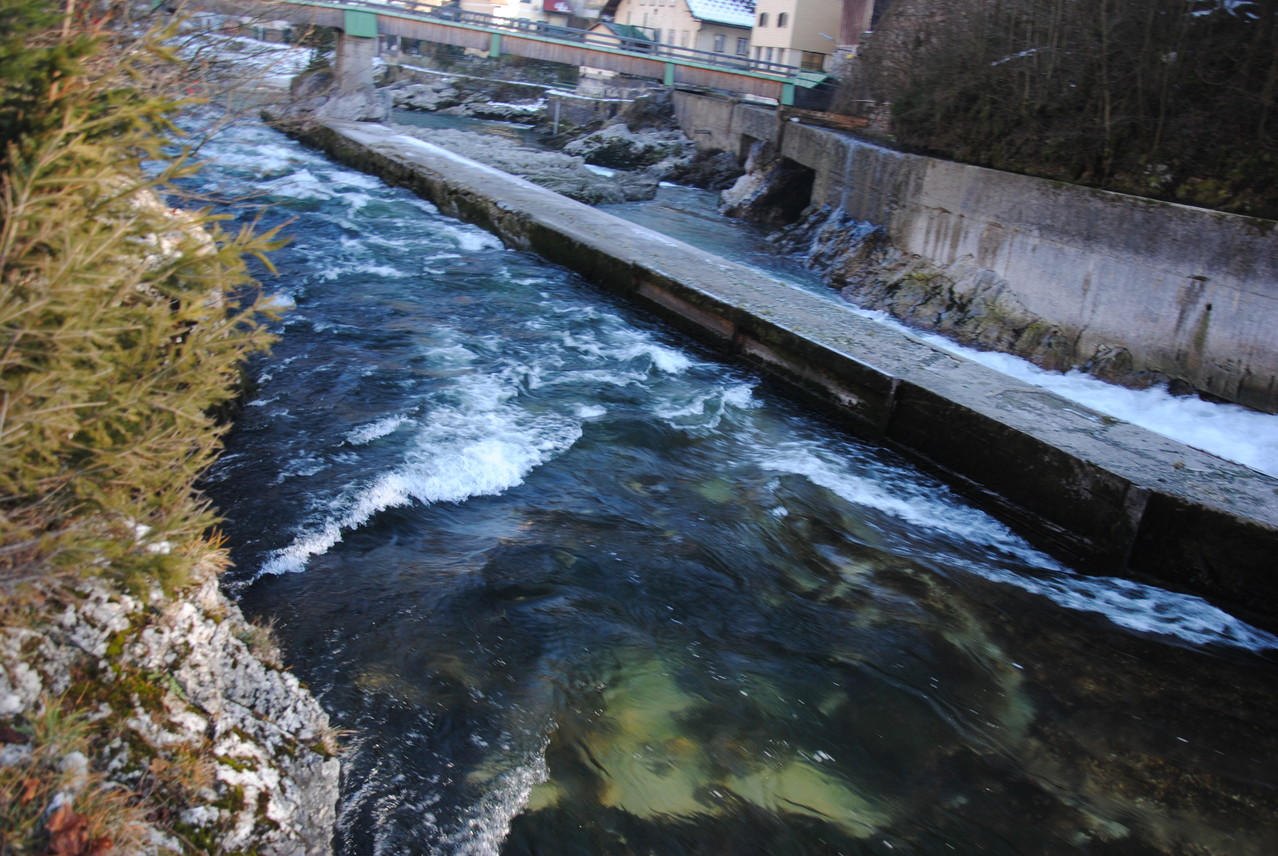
[843,0,1278,218]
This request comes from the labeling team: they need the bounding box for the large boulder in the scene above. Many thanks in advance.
[270,67,389,125]
[662,149,744,191]
[563,123,694,170]
[719,140,814,225]
[389,81,463,112]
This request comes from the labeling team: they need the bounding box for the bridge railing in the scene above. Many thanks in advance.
[331,0,803,79]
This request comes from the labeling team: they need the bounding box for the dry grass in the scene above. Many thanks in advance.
[0,699,150,856]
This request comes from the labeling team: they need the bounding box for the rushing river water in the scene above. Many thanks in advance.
[199,118,1278,856]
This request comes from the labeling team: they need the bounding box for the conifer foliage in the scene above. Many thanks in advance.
[0,0,278,592]
[851,0,1278,217]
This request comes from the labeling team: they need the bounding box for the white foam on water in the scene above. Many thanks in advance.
[765,441,1278,650]
[260,167,337,202]
[845,306,1278,479]
[440,752,550,856]
[979,566,1278,651]
[256,386,582,579]
[654,383,760,432]
[561,329,692,375]
[526,366,647,391]
[269,453,329,486]
[450,227,504,253]
[722,383,759,410]
[316,262,411,282]
[201,142,300,177]
[337,171,385,191]
[340,192,377,214]
[761,443,1050,566]
[259,292,296,312]
[346,415,410,446]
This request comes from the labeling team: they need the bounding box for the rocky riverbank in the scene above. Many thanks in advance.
[0,557,340,854]
[0,20,342,845]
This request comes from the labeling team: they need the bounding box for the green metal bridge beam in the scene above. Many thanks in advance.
[241,0,817,103]
[343,9,378,38]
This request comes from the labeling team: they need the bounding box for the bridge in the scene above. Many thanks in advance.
[204,0,831,106]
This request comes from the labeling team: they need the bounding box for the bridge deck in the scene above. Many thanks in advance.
[209,0,823,104]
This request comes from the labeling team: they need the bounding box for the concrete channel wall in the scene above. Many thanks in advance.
[291,119,1278,632]
[672,93,1278,414]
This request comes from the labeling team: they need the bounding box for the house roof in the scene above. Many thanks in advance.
[685,0,755,28]
[591,20,655,42]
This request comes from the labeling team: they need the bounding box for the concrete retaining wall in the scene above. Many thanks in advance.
[672,93,1278,413]
[290,119,1278,630]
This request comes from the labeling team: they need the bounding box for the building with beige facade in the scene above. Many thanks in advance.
[607,0,754,57]
[750,0,841,70]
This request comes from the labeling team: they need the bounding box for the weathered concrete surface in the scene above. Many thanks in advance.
[671,93,1278,413]
[289,119,1278,631]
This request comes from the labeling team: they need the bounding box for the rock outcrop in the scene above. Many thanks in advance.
[720,140,815,226]
[562,123,694,170]
[388,124,660,204]
[0,560,340,854]
[387,79,464,113]
[272,68,390,125]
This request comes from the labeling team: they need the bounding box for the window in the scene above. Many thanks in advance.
[758,13,768,26]
[778,12,788,27]
[713,33,725,52]
[736,37,748,56]
[654,28,661,43]
[801,51,825,71]
[765,46,773,63]
[681,30,689,48]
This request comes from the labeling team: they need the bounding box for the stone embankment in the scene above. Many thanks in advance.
[0,560,339,854]
[284,118,1278,631]
[676,93,1278,413]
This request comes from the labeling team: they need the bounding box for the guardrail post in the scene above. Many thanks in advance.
[489,32,502,58]
[663,63,675,86]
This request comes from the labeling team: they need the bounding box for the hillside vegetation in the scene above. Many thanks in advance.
[1,0,278,596]
[0,2,311,852]
[848,0,1278,218]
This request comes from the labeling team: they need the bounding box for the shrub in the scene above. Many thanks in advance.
[0,0,280,594]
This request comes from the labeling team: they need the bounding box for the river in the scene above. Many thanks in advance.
[199,117,1278,856]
